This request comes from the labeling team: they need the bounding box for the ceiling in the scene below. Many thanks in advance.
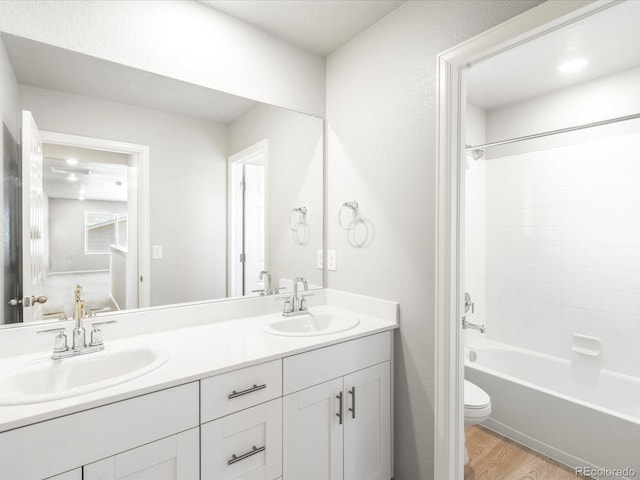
[466,1,640,111]
[43,144,129,202]
[200,0,405,56]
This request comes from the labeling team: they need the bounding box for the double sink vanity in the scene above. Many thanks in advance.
[0,289,398,480]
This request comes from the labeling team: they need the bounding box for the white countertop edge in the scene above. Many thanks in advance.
[0,299,398,433]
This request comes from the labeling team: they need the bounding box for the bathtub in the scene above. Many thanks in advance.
[465,340,640,480]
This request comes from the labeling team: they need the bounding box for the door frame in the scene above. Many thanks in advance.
[433,1,617,478]
[227,139,268,297]
[39,130,150,308]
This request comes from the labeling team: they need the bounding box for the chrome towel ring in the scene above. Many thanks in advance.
[339,201,370,248]
[338,201,360,231]
[289,206,307,231]
[289,206,310,245]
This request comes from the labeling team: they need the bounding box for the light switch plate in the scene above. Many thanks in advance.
[152,245,163,260]
[317,249,323,269]
[327,250,337,271]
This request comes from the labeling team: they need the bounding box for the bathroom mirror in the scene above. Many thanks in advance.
[0,33,324,327]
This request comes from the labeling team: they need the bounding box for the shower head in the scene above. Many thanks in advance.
[471,148,484,161]
[465,144,485,161]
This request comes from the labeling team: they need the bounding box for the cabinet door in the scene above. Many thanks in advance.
[46,468,82,480]
[283,378,344,480]
[84,428,199,480]
[201,398,282,480]
[343,362,391,480]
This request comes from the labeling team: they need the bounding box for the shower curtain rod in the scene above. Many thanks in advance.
[465,112,640,152]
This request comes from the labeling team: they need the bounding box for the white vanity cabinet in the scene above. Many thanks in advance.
[200,359,283,480]
[282,332,392,480]
[83,428,199,480]
[1,326,395,480]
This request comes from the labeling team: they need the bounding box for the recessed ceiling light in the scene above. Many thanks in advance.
[66,158,79,166]
[558,57,589,73]
[78,196,85,201]
[68,174,78,182]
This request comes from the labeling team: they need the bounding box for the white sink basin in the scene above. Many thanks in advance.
[0,344,170,405]
[262,306,360,336]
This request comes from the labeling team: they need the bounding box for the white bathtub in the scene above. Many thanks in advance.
[465,340,640,480]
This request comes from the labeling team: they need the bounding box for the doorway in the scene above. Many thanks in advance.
[3,123,21,323]
[434,2,622,478]
[228,139,268,297]
[37,128,150,318]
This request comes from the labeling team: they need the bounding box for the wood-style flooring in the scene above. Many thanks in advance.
[464,425,590,480]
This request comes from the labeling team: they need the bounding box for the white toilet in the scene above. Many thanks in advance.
[463,380,491,464]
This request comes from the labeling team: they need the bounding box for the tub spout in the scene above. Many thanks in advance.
[462,316,485,333]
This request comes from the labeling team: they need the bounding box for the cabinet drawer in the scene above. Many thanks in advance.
[201,359,282,423]
[283,332,391,394]
[202,398,282,480]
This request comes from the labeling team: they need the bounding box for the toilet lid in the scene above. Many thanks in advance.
[464,380,490,409]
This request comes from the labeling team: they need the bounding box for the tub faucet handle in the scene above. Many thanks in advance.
[464,292,475,314]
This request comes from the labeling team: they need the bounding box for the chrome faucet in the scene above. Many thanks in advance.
[37,284,116,359]
[282,277,310,317]
[252,270,280,296]
[462,316,486,333]
[461,292,485,333]
[72,284,87,350]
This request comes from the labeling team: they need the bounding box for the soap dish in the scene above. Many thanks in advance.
[571,334,601,357]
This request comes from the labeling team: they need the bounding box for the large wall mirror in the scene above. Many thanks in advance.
[0,33,324,327]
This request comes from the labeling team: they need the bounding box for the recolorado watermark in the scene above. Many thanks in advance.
[575,466,637,478]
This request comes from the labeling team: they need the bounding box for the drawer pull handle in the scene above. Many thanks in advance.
[336,391,343,425]
[228,383,267,399]
[348,386,356,419]
[227,445,266,465]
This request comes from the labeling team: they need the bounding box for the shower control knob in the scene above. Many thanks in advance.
[464,292,475,314]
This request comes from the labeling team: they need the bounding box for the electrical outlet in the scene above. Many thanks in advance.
[327,250,337,271]
[317,249,323,269]
[152,245,163,260]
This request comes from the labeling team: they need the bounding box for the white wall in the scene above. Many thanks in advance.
[0,0,325,117]
[229,104,323,290]
[477,66,640,377]
[325,1,543,478]
[48,198,127,273]
[0,39,19,138]
[464,103,487,341]
[20,86,229,306]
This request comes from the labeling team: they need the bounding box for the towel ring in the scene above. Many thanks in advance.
[338,201,360,231]
[289,206,307,231]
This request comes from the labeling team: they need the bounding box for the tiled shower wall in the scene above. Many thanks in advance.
[484,133,640,377]
[464,103,487,337]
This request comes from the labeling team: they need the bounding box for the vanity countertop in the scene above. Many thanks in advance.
[0,290,398,433]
